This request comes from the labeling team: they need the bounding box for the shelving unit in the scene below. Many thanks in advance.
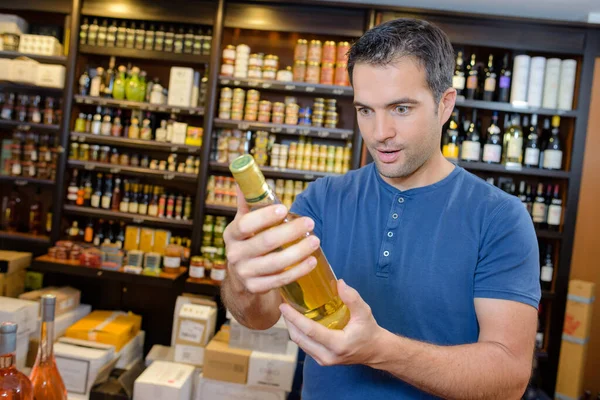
[68,160,199,182]
[79,44,211,65]
[0,120,61,132]
[63,205,194,229]
[205,204,236,217]
[0,82,64,95]
[218,76,354,97]
[0,231,51,244]
[0,51,67,65]
[453,160,571,179]
[0,175,55,186]
[74,95,205,116]
[69,132,202,154]
[454,98,579,118]
[213,118,354,140]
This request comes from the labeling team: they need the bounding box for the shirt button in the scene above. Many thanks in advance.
[387,232,393,237]
[398,197,405,204]
[383,250,390,257]
[392,213,398,219]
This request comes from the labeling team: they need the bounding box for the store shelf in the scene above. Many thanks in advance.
[0,51,67,65]
[79,45,211,65]
[209,161,340,181]
[184,277,221,297]
[454,160,570,179]
[0,120,60,133]
[63,205,194,230]
[74,95,205,116]
[536,230,563,240]
[69,160,199,182]
[455,98,579,118]
[0,231,50,244]
[70,132,202,155]
[0,81,64,95]
[213,118,354,140]
[31,255,188,288]
[205,204,236,217]
[0,175,54,186]
[218,76,353,97]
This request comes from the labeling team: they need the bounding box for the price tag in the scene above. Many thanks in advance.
[110,167,121,174]
[305,86,316,93]
[18,124,31,131]
[341,132,351,139]
[233,80,241,86]
[248,80,259,87]
[284,85,296,91]
[505,164,523,171]
[15,179,27,186]
[171,146,179,152]
[85,164,95,171]
[333,88,345,95]
[270,126,282,133]
[286,127,297,134]
[318,131,330,138]
[163,174,175,180]
[300,129,311,136]
[238,122,250,130]
[221,79,231,85]
[132,217,145,224]
[262,83,272,89]
[303,174,315,180]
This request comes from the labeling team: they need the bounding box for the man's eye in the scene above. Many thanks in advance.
[358,108,372,116]
[395,106,409,114]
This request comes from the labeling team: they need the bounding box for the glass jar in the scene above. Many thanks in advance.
[75,113,86,132]
[79,144,90,161]
[210,259,227,281]
[322,41,336,63]
[100,146,110,163]
[69,143,79,160]
[305,62,321,84]
[189,256,205,279]
[308,40,322,63]
[163,244,183,270]
[90,144,100,161]
[320,62,335,85]
[294,39,308,62]
[293,60,306,82]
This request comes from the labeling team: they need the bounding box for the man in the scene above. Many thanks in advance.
[222,18,540,400]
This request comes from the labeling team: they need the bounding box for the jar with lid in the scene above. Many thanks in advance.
[163,244,183,270]
[43,97,55,125]
[28,95,42,124]
[222,45,236,63]
[248,66,262,79]
[337,41,351,64]
[294,39,308,61]
[335,63,349,86]
[272,112,284,124]
[322,41,337,64]
[277,67,293,82]
[308,40,322,63]
[221,60,234,77]
[320,62,335,85]
[90,144,100,161]
[262,67,277,80]
[249,53,264,67]
[305,62,321,84]
[264,55,279,69]
[150,84,164,104]
[210,259,227,281]
[293,60,306,82]
[110,148,119,164]
[75,113,86,132]
[79,143,90,161]
[100,146,111,162]
[16,95,28,122]
[189,256,205,279]
[69,142,79,160]
[119,153,129,166]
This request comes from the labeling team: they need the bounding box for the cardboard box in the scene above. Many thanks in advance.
[247,341,298,392]
[0,268,26,298]
[230,316,289,354]
[556,280,595,400]
[167,67,194,107]
[90,360,145,400]
[0,14,28,35]
[124,226,140,251]
[145,345,175,367]
[153,230,171,255]
[194,373,286,400]
[0,296,39,340]
[66,311,142,351]
[20,286,81,317]
[170,294,217,347]
[18,34,62,56]
[55,340,115,399]
[9,59,39,85]
[0,250,32,274]
[139,228,155,253]
[203,329,251,384]
[133,361,195,400]
[115,331,144,370]
[36,64,66,88]
[171,121,188,145]
[185,126,203,147]
[174,303,217,367]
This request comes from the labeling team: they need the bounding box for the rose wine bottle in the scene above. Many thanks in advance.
[0,322,33,400]
[29,295,67,400]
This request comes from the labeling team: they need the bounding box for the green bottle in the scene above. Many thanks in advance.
[125,66,141,102]
[113,65,126,100]
[138,70,147,102]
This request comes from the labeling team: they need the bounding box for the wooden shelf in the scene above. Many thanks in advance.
[205,204,237,217]
[0,120,60,133]
[70,132,202,155]
[213,118,354,140]
[455,98,579,118]
[0,231,50,244]
[68,160,199,182]
[79,45,211,65]
[73,95,205,116]
[63,205,194,230]
[0,81,64,95]
[218,76,353,97]
[31,255,188,288]
[0,51,67,65]
[184,277,221,297]
[209,161,340,181]
[454,160,570,179]
[0,175,54,186]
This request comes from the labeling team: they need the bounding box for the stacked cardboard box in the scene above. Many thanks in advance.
[0,251,31,298]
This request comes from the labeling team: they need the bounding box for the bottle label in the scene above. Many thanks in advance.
[148,204,158,217]
[67,188,78,201]
[532,203,547,223]
[91,194,101,208]
[210,268,227,281]
[541,266,553,282]
[128,203,139,214]
[92,121,102,135]
[484,77,496,92]
[524,148,540,166]
[507,137,524,159]
[499,76,511,89]
[189,266,205,279]
[452,75,465,90]
[482,144,502,163]
[542,150,563,169]
[467,75,478,89]
[547,204,562,226]
[101,196,111,209]
[443,143,459,158]
[11,162,21,176]
[460,141,481,161]
[101,123,112,136]
[138,204,148,215]
[119,201,129,213]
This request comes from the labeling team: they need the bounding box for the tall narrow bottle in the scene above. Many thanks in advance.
[502,114,524,167]
[0,322,33,400]
[482,111,502,164]
[466,54,478,100]
[442,110,460,159]
[483,54,496,101]
[230,154,350,329]
[542,116,563,170]
[30,295,68,400]
[452,51,466,98]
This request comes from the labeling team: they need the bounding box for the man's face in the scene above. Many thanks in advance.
[352,58,450,180]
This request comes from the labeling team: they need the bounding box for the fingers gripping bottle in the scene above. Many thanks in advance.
[230,154,350,329]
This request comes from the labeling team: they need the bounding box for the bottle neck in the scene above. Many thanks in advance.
[0,352,16,369]
[38,320,55,361]
[244,184,280,210]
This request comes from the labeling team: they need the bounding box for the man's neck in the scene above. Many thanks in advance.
[379,153,456,192]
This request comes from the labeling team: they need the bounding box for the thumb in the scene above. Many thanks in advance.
[337,279,370,320]
[235,184,250,216]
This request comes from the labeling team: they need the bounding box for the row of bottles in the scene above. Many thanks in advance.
[443,110,563,170]
[0,186,52,235]
[80,17,212,55]
[0,295,68,400]
[66,170,194,220]
[0,93,61,125]
[2,131,59,179]
[453,52,512,102]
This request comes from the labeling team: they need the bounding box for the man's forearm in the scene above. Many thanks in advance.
[368,329,531,400]
[221,275,282,330]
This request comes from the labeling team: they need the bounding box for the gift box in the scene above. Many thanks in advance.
[65,311,142,351]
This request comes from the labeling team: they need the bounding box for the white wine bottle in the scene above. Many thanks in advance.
[230,154,350,329]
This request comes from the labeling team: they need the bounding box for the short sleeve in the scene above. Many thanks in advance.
[474,197,541,309]
[290,178,328,240]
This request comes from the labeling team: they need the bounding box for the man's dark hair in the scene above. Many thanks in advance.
[347,18,455,103]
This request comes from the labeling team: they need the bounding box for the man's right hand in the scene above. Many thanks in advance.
[223,188,320,295]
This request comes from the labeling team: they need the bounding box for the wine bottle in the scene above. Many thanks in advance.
[532,183,547,229]
[517,181,528,210]
[230,154,350,329]
[525,184,534,216]
[502,114,524,167]
[540,245,554,291]
[66,169,79,205]
[460,111,481,162]
[120,181,130,213]
[125,22,136,49]
[101,174,113,210]
[93,219,105,246]
[91,173,103,208]
[0,322,33,400]
[30,295,68,400]
[97,19,108,47]
[547,184,562,231]
[482,111,502,164]
[524,114,540,168]
[84,219,94,243]
[116,21,127,47]
[106,20,117,47]
[452,51,466,98]
[483,54,496,101]
[442,110,460,159]
[155,25,166,51]
[128,184,139,214]
[538,118,551,168]
[103,56,116,98]
[466,54,478,100]
[542,116,563,170]
[88,18,99,46]
[79,18,89,46]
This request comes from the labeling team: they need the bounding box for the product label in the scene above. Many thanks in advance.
[55,356,90,394]
[101,196,111,209]
[482,144,502,163]
[499,76,511,89]
[91,121,101,135]
[484,77,496,92]
[90,80,101,97]
[532,203,547,223]
[467,75,478,89]
[543,150,563,170]
[90,194,100,208]
[524,148,540,166]
[67,188,78,201]
[547,204,562,226]
[541,266,553,282]
[190,266,205,278]
[460,141,481,161]
[443,143,459,158]
[119,202,129,213]
[163,255,180,268]
[507,137,524,159]
[128,203,138,214]
[174,344,205,366]
[179,320,205,344]
[210,268,227,281]
[452,75,465,90]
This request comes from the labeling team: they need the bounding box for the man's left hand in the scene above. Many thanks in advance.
[279,279,385,367]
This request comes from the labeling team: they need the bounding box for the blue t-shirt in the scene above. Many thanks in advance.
[290,162,541,399]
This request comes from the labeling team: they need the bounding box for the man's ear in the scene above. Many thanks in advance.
[438,87,457,125]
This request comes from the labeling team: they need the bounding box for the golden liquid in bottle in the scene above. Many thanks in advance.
[230,155,350,329]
